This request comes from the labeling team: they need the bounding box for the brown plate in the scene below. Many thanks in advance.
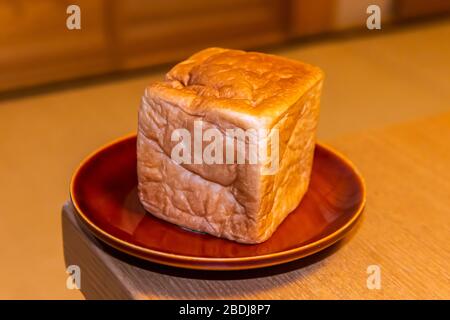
[70,134,365,270]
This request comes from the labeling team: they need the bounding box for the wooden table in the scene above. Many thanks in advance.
[62,113,450,299]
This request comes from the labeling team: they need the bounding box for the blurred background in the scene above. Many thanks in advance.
[0,0,449,299]
[1,0,450,92]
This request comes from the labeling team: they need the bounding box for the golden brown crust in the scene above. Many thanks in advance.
[137,48,324,243]
[147,48,323,126]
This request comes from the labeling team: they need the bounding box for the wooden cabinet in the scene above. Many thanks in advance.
[395,0,450,20]
[112,0,288,69]
[0,0,288,92]
[0,0,449,92]
[0,0,113,92]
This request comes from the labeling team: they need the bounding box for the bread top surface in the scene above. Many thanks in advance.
[145,48,324,127]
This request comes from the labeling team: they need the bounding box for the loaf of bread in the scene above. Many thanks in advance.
[137,48,324,244]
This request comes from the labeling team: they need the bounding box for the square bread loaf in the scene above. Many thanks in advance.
[137,48,324,244]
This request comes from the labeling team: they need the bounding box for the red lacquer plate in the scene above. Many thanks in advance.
[70,134,365,270]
